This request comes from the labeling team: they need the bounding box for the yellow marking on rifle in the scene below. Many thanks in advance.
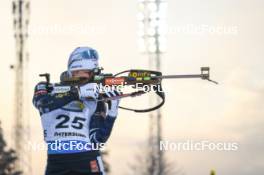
[129,71,151,78]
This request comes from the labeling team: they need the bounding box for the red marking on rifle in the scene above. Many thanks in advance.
[105,77,125,85]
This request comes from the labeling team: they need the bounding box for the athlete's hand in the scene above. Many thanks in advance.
[34,81,53,96]
[104,90,122,117]
[78,83,99,100]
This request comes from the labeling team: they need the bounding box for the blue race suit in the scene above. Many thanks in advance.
[33,82,117,175]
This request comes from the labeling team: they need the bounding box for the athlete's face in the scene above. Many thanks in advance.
[72,70,93,79]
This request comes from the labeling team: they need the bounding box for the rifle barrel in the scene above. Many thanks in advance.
[158,74,203,79]
[158,74,218,84]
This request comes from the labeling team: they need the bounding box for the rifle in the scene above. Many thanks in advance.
[39,67,218,113]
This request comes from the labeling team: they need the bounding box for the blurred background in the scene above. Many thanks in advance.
[0,0,264,175]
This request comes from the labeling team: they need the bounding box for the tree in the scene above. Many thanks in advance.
[0,122,22,175]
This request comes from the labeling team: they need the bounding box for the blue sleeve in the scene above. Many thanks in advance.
[89,101,117,144]
[32,82,79,114]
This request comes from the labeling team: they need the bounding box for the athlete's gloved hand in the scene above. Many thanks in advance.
[78,83,99,100]
[34,82,49,95]
[105,90,122,117]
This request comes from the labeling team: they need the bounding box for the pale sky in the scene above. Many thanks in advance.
[0,0,264,175]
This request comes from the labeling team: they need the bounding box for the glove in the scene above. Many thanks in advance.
[78,83,99,100]
[105,90,122,117]
[34,81,53,96]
